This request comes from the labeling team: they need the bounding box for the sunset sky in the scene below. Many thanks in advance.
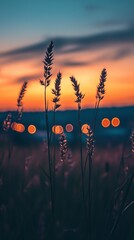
[0,0,134,111]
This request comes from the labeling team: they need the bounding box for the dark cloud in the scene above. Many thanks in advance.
[60,57,107,68]
[60,26,134,54]
[0,26,134,63]
[60,47,134,67]
[60,57,105,67]
[111,48,133,60]
[0,52,40,65]
[61,60,89,67]
[16,74,40,83]
[0,41,48,58]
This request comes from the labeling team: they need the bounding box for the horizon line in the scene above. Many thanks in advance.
[0,105,134,113]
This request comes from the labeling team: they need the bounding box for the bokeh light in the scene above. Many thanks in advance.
[101,118,110,128]
[111,117,120,127]
[52,125,63,134]
[12,122,25,132]
[81,124,90,134]
[65,124,73,132]
[11,122,17,131]
[28,125,36,134]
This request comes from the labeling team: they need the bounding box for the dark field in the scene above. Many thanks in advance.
[0,112,134,240]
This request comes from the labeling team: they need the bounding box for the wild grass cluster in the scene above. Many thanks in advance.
[0,42,134,240]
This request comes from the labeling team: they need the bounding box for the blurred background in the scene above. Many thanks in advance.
[0,1,134,239]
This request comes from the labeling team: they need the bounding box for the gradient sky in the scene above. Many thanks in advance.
[0,0,134,110]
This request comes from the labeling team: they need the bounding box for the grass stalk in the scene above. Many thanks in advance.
[41,41,55,238]
[78,103,85,210]
[93,99,100,133]
[86,128,94,240]
[51,71,62,223]
[70,75,87,237]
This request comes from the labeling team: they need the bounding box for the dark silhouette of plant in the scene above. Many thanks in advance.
[52,72,62,111]
[70,76,86,231]
[40,41,55,239]
[94,68,107,132]
[17,81,28,120]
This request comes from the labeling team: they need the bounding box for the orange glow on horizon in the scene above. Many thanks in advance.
[0,45,134,111]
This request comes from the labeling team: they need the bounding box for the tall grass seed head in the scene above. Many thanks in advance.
[86,128,94,157]
[70,76,85,105]
[3,113,12,131]
[17,81,28,107]
[52,72,62,109]
[96,68,107,101]
[17,81,28,120]
[60,132,68,162]
[40,41,54,87]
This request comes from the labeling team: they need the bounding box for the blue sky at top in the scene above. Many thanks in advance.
[0,0,134,52]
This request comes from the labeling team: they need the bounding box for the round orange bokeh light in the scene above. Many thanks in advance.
[65,124,73,132]
[12,122,25,132]
[101,118,110,128]
[81,124,90,134]
[52,125,63,134]
[17,123,25,132]
[28,125,36,134]
[111,117,120,127]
